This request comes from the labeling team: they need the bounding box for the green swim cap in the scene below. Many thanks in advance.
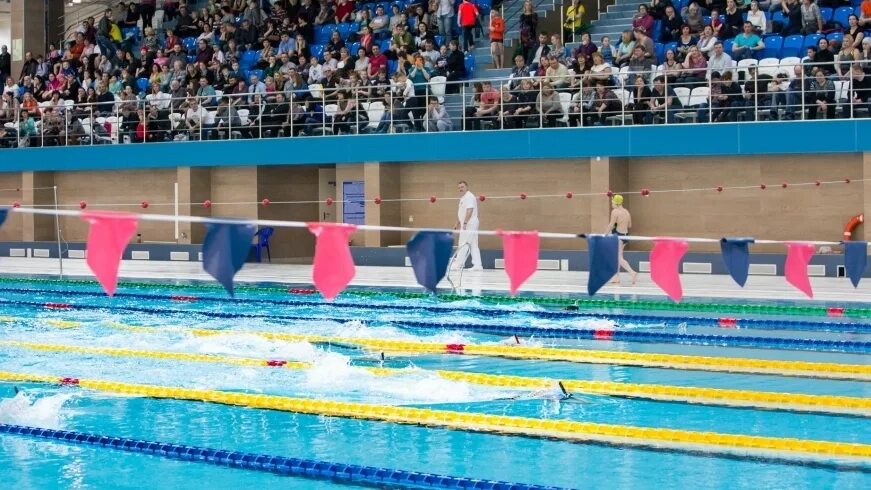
[612,194,624,205]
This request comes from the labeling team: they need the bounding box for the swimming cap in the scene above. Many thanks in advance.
[612,194,624,205]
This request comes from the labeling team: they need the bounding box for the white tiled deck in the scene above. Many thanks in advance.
[1,257,869,303]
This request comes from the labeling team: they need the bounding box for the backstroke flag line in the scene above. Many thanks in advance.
[83,212,139,297]
[585,234,618,296]
[202,222,257,296]
[308,222,357,300]
[650,238,689,303]
[843,240,868,288]
[498,230,540,295]
[406,231,454,293]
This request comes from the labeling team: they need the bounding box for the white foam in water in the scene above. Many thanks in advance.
[172,333,322,362]
[0,391,73,429]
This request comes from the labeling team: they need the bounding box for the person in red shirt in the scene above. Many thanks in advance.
[490,9,505,68]
[368,44,387,78]
[457,0,480,52]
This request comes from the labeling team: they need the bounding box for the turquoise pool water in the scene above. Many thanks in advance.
[0,278,869,489]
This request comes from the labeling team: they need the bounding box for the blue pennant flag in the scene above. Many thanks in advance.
[406,231,454,293]
[0,209,7,229]
[843,241,868,288]
[586,234,618,296]
[202,222,257,296]
[720,238,755,287]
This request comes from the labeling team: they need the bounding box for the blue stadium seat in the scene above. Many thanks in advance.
[386,59,398,75]
[654,42,665,64]
[833,7,854,28]
[136,78,149,92]
[182,37,197,52]
[464,53,474,76]
[348,42,361,54]
[186,55,196,64]
[652,19,663,42]
[826,31,844,44]
[248,69,264,81]
[760,35,782,59]
[703,15,711,25]
[802,33,823,51]
[772,11,786,25]
[663,41,679,57]
[337,23,352,40]
[311,44,325,61]
[722,39,733,55]
[315,26,334,44]
[241,50,259,67]
[122,27,140,41]
[434,35,444,47]
[819,7,833,23]
[379,39,391,52]
[781,34,804,57]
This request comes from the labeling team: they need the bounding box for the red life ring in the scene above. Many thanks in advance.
[843,214,864,241]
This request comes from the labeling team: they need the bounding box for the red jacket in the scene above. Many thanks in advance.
[458,2,479,27]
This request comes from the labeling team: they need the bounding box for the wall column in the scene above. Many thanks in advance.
[363,162,401,247]
[10,0,63,79]
[176,167,211,244]
[21,171,56,242]
[589,157,628,235]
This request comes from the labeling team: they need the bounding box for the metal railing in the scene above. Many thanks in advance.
[0,60,868,150]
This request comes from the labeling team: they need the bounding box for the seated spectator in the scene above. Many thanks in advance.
[746,1,767,34]
[741,65,773,120]
[445,40,467,92]
[627,46,652,82]
[426,97,453,132]
[371,6,390,37]
[183,97,209,140]
[710,9,725,39]
[527,32,552,67]
[545,55,571,89]
[685,3,705,34]
[722,0,744,39]
[368,45,388,78]
[213,96,242,139]
[848,63,871,117]
[627,74,652,124]
[732,22,765,61]
[632,4,655,34]
[197,76,217,106]
[465,80,499,130]
[860,38,871,72]
[335,0,354,24]
[614,31,636,67]
[582,80,622,126]
[585,52,613,86]
[807,69,835,118]
[676,25,698,61]
[574,32,598,66]
[599,36,617,65]
[707,41,734,77]
[660,49,683,85]
[17,110,37,147]
[661,6,683,43]
[701,70,743,121]
[262,92,291,137]
[509,55,531,89]
[813,38,835,75]
[550,34,566,64]
[536,82,563,127]
[836,35,861,79]
[697,25,718,56]
[645,76,681,123]
[633,27,656,64]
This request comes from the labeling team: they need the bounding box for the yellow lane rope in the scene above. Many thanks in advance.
[0,370,868,464]
[28,319,871,381]
[1,340,868,417]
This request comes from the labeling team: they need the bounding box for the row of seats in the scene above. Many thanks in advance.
[653,31,864,64]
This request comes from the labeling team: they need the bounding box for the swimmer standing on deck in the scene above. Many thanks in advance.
[607,194,637,285]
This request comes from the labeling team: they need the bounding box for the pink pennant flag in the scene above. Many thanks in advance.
[785,242,815,298]
[83,212,139,296]
[498,230,540,295]
[307,222,357,300]
[650,238,689,303]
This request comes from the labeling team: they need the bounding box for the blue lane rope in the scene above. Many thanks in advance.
[0,285,866,334]
[0,424,567,490]
[2,299,869,354]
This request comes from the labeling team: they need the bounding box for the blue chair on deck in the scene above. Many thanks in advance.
[253,227,274,263]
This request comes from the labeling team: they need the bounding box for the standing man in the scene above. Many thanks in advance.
[457,0,480,52]
[0,46,10,80]
[454,180,483,271]
[607,194,637,285]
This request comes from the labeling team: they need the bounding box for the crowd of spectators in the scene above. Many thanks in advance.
[0,0,870,148]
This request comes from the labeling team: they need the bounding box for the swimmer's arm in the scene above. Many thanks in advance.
[627,212,632,230]
[606,209,617,233]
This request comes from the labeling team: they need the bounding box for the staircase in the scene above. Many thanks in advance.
[472,0,558,80]
[585,0,646,46]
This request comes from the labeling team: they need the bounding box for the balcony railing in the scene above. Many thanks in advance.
[1,60,869,149]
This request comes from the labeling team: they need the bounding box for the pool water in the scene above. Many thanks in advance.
[0,278,869,489]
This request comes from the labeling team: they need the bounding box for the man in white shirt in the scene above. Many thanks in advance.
[454,180,483,271]
[707,42,733,78]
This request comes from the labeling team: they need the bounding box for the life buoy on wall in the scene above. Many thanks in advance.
[843,214,864,241]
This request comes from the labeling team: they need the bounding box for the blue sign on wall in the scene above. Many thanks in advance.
[343,181,365,225]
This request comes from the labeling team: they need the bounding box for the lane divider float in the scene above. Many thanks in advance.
[2,286,867,335]
[1,339,867,417]
[2,298,867,354]
[0,424,564,490]
[0,371,869,466]
[4,276,870,319]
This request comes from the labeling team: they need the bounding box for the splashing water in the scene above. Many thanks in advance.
[0,390,74,429]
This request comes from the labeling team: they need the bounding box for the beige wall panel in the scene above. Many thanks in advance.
[0,173,23,241]
[257,166,320,260]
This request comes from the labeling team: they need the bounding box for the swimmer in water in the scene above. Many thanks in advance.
[500,334,522,345]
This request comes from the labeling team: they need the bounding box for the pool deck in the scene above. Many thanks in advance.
[1,257,870,304]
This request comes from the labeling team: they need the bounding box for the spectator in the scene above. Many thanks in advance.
[465,80,499,130]
[807,69,835,118]
[741,66,772,120]
[145,82,170,111]
[262,92,290,137]
[661,6,683,43]
[509,55,531,89]
[614,31,636,67]
[408,55,433,94]
[586,52,613,85]
[457,0,480,52]
[861,38,871,72]
[813,38,835,75]
[633,28,656,63]
[697,25,718,55]
[371,5,390,37]
[544,55,570,89]
[685,3,705,34]
[139,0,156,29]
[536,82,563,127]
[213,96,242,139]
[575,33,598,66]
[563,0,587,43]
[800,0,823,34]
[600,36,617,65]
[646,76,681,123]
[780,0,803,36]
[520,1,539,50]
[836,35,861,78]
[732,21,765,60]
[368,45,388,78]
[197,77,217,106]
[846,15,865,50]
[628,46,652,81]
[0,46,10,80]
[649,0,669,20]
[583,80,622,126]
[722,0,744,39]
[426,97,453,131]
[17,110,38,147]
[446,40,467,92]
[676,25,698,62]
[491,9,505,69]
[632,5,655,34]
[708,42,734,76]
[848,63,871,116]
[747,1,767,34]
[437,0,455,44]
[19,52,38,81]
[249,74,267,103]
[861,0,871,27]
[767,71,791,119]
[660,49,682,85]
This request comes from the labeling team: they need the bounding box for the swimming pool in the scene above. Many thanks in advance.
[0,277,869,489]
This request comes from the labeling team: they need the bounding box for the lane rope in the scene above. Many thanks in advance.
[2,298,867,354]
[35,320,871,381]
[3,276,870,319]
[0,424,564,490]
[2,339,867,417]
[1,371,869,466]
[1,286,866,334]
